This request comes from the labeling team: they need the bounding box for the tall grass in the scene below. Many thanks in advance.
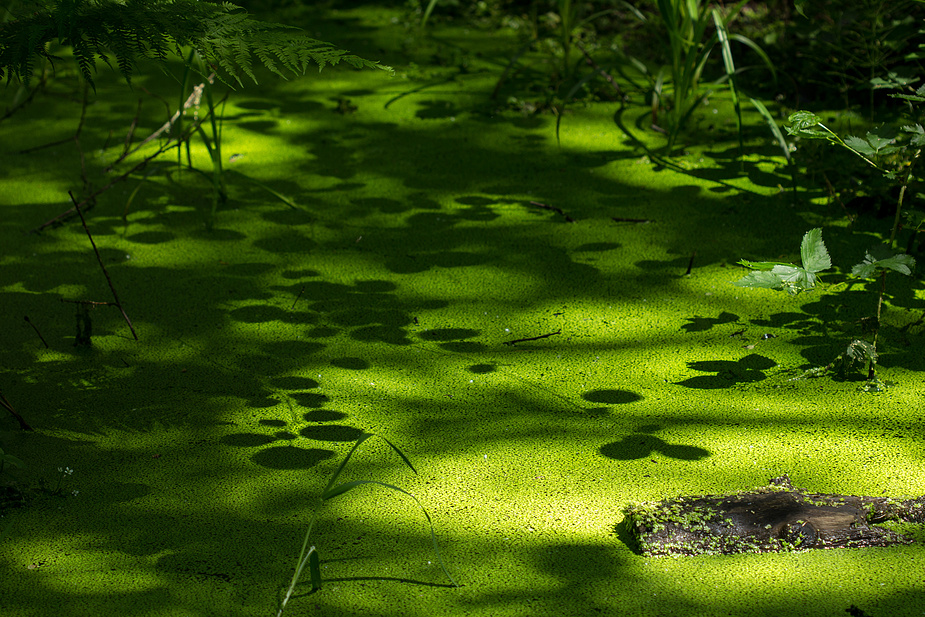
[277,432,457,617]
[649,0,773,152]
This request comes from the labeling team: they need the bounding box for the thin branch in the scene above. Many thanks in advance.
[108,76,213,171]
[503,330,562,346]
[528,201,575,222]
[69,192,139,341]
[24,316,49,348]
[60,298,116,306]
[576,41,622,98]
[33,106,214,232]
[0,389,32,431]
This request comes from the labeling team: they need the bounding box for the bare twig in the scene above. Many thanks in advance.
[291,285,305,310]
[685,250,697,276]
[0,75,49,124]
[0,389,32,431]
[528,201,575,222]
[576,41,622,98]
[503,330,562,346]
[60,298,116,306]
[108,75,213,171]
[69,191,138,341]
[24,316,49,348]
[33,107,214,232]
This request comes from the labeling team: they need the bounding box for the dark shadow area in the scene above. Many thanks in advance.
[1,8,924,617]
[677,354,778,389]
[681,311,740,333]
[582,389,642,405]
[600,433,711,461]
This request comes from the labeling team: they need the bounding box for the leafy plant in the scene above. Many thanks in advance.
[734,228,831,296]
[5,1,387,230]
[635,0,774,152]
[734,227,916,382]
[792,0,921,115]
[277,432,457,617]
[781,77,924,377]
[0,0,388,89]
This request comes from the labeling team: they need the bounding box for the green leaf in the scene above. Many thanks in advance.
[733,269,790,290]
[321,432,374,497]
[786,111,825,135]
[308,548,321,591]
[846,339,878,365]
[0,449,25,469]
[851,246,916,278]
[844,135,877,156]
[799,228,832,273]
[734,229,830,295]
[735,258,792,271]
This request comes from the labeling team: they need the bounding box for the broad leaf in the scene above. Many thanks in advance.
[851,246,916,278]
[846,339,878,365]
[734,228,830,295]
[799,228,832,273]
[733,270,789,290]
[844,135,878,157]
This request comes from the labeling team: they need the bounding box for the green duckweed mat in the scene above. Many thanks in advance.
[1,6,923,617]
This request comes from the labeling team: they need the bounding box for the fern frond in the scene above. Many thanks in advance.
[0,0,389,89]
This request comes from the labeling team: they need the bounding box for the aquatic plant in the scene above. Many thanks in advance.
[3,1,388,230]
[734,227,916,383]
[634,0,774,153]
[278,432,457,617]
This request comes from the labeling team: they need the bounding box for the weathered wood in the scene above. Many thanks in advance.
[625,475,925,556]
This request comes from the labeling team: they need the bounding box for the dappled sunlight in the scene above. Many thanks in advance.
[1,2,924,617]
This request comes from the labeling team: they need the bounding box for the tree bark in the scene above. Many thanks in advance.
[625,475,925,557]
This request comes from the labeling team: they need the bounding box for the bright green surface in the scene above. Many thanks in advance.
[1,7,924,617]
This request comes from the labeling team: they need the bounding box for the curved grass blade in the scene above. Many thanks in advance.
[322,478,458,587]
[321,431,374,496]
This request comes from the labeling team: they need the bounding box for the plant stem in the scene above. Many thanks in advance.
[867,147,920,379]
[69,192,139,341]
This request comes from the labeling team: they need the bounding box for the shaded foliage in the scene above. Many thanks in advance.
[0,0,388,88]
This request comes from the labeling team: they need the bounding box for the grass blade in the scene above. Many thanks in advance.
[749,97,790,162]
[308,548,321,591]
[421,0,439,26]
[377,434,419,474]
[322,478,458,587]
[321,432,374,497]
[713,7,743,169]
[224,169,301,210]
[278,517,317,617]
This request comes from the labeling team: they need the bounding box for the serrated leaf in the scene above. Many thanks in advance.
[864,131,897,153]
[774,264,818,295]
[788,110,823,129]
[874,254,915,275]
[844,135,878,157]
[736,258,793,271]
[851,247,916,278]
[733,270,788,290]
[892,93,925,103]
[800,228,832,273]
[846,339,878,364]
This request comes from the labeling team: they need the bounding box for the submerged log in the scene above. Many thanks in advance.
[624,475,925,557]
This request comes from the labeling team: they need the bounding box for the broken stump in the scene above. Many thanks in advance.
[624,475,925,556]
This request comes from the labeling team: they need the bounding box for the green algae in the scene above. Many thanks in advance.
[0,5,924,617]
